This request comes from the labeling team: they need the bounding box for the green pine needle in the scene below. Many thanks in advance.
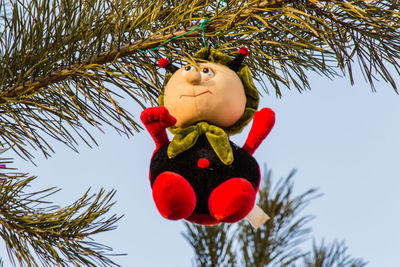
[0,152,123,266]
[1,0,400,160]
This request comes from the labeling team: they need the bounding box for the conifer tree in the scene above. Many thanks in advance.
[0,149,122,266]
[1,0,399,265]
[183,167,367,267]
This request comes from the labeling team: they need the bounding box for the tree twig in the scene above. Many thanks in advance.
[0,0,294,105]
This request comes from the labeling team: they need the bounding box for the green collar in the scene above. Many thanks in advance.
[168,122,233,165]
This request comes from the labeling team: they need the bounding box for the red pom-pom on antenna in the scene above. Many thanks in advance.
[238,47,249,57]
[158,58,170,68]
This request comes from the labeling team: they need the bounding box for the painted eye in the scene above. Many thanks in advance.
[200,67,214,79]
[202,68,210,74]
[183,65,195,72]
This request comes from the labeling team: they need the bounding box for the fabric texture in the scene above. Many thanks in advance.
[158,47,259,136]
[142,48,276,226]
[208,177,256,223]
[140,106,176,150]
[168,121,233,165]
[152,171,197,220]
[243,108,276,155]
[150,135,260,224]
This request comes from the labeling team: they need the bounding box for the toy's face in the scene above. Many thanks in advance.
[163,62,246,128]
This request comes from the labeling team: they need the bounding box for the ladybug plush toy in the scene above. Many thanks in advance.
[141,47,275,226]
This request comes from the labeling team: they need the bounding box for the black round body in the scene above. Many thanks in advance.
[150,135,260,215]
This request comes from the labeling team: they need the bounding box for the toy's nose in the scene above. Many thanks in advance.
[186,70,201,85]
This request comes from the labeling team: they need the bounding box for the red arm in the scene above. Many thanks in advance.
[242,108,275,155]
[140,106,177,150]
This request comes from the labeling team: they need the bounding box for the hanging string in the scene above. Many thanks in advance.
[201,19,210,49]
[138,0,225,54]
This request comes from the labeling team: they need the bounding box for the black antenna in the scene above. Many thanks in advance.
[158,58,179,73]
[227,47,249,72]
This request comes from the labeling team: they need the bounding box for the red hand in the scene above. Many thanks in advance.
[242,108,275,155]
[141,106,177,150]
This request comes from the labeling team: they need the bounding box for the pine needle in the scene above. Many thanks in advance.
[1,0,400,159]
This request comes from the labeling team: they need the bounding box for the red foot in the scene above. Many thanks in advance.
[208,178,256,223]
[152,171,196,220]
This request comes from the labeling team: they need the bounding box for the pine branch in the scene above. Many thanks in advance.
[183,165,366,267]
[183,223,237,267]
[0,0,293,103]
[303,240,367,267]
[0,152,123,266]
[237,167,320,267]
[2,0,399,100]
[1,0,400,160]
[183,165,320,267]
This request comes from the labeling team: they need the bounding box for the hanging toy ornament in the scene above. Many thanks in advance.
[141,47,275,228]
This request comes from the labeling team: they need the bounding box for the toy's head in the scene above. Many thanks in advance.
[158,48,259,135]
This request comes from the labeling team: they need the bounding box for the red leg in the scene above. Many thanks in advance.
[242,108,275,155]
[152,171,196,220]
[141,106,177,150]
[208,178,256,223]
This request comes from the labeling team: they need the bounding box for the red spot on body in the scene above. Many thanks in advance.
[197,158,210,169]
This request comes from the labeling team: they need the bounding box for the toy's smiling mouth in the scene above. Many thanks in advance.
[180,90,212,99]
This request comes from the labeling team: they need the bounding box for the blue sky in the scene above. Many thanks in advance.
[1,69,399,266]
